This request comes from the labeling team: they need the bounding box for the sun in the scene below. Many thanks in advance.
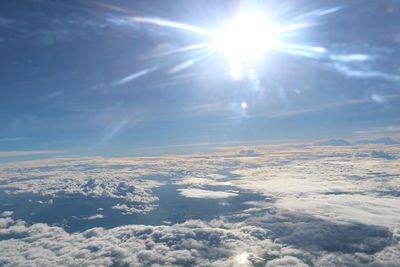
[213,12,279,79]
[128,6,328,82]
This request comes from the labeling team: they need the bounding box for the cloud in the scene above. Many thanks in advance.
[174,177,231,187]
[112,67,157,86]
[277,194,400,229]
[0,157,163,215]
[0,210,398,266]
[266,256,308,267]
[228,96,373,120]
[330,62,400,81]
[0,150,63,158]
[178,188,238,199]
[239,149,261,157]
[0,143,399,266]
[0,137,30,142]
[371,93,387,104]
[371,150,397,160]
[46,90,63,99]
[354,126,400,139]
[1,211,13,217]
[314,139,351,146]
[0,219,275,266]
[329,53,373,62]
[360,137,400,145]
[295,7,342,20]
[0,218,14,228]
[80,214,104,220]
[112,203,154,215]
[130,17,213,35]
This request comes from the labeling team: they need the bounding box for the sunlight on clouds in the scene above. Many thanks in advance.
[234,252,251,266]
[178,188,238,199]
[1,142,400,265]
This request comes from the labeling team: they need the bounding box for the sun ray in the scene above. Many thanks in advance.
[122,5,358,82]
[130,16,214,35]
[168,51,213,74]
[153,42,215,57]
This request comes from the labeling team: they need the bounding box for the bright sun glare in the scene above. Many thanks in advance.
[214,12,278,79]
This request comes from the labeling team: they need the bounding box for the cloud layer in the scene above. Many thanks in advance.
[0,142,399,266]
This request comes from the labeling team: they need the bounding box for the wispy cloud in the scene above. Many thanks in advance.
[0,150,64,158]
[0,137,30,142]
[46,90,63,99]
[330,63,400,81]
[295,7,343,20]
[230,93,400,120]
[354,125,400,137]
[329,54,372,62]
[130,17,214,35]
[112,67,157,86]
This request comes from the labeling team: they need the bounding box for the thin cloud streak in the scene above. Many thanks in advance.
[0,150,64,158]
[130,17,214,35]
[330,63,400,81]
[0,137,30,142]
[112,67,157,86]
[229,94,400,120]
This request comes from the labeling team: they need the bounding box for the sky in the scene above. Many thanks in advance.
[1,0,400,158]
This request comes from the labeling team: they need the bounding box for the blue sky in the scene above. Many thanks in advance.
[1,0,400,157]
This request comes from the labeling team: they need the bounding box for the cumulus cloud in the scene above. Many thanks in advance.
[112,203,154,215]
[0,210,399,266]
[0,158,165,214]
[1,211,13,217]
[0,143,399,266]
[0,218,14,228]
[0,219,275,266]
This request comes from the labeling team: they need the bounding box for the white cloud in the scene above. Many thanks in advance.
[112,67,157,86]
[112,203,154,215]
[0,218,14,228]
[0,157,164,215]
[178,188,238,199]
[330,53,372,62]
[0,144,399,266]
[277,194,400,229]
[1,211,13,217]
[266,256,308,267]
[174,177,231,187]
[330,62,400,81]
[80,214,104,220]
[0,212,398,266]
